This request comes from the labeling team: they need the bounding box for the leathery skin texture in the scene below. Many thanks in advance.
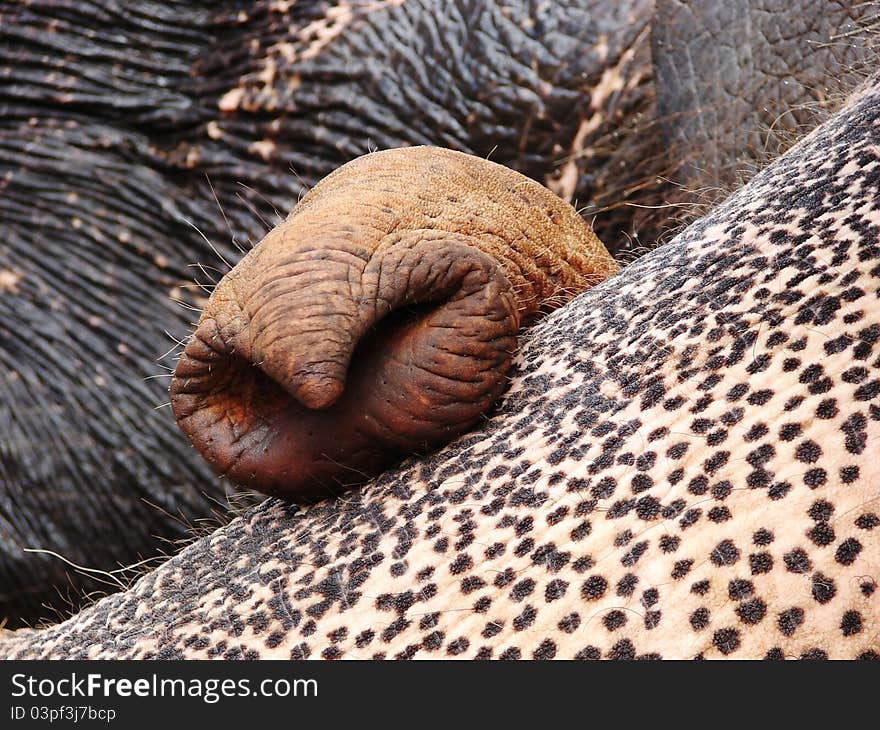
[0,0,653,627]
[170,147,616,501]
[2,76,878,659]
[2,0,875,628]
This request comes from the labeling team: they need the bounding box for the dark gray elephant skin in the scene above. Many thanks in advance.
[0,0,875,628]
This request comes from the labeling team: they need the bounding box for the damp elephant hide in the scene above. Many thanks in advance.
[2,74,879,659]
[0,0,876,628]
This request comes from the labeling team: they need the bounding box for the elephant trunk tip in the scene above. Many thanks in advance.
[258,359,346,412]
[168,145,619,503]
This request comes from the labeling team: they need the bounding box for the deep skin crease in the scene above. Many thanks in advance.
[0,0,876,627]
[170,147,617,501]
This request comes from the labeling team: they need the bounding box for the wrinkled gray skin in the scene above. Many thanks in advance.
[0,0,875,627]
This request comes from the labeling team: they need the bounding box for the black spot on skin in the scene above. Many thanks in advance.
[744,423,769,441]
[840,610,863,637]
[690,607,710,630]
[662,500,686,519]
[635,496,661,520]
[575,646,601,660]
[747,444,774,467]
[768,481,792,500]
[607,639,635,660]
[558,613,581,633]
[533,639,556,660]
[794,439,822,464]
[666,443,689,460]
[815,399,839,419]
[711,480,733,499]
[747,390,773,406]
[381,618,411,642]
[749,552,773,575]
[499,647,521,660]
[671,560,693,579]
[856,513,879,529]
[806,522,835,547]
[581,575,607,600]
[800,649,828,661]
[808,500,834,522]
[603,610,627,632]
[834,537,862,566]
[512,606,537,631]
[840,465,860,483]
[616,574,638,597]
[592,477,617,499]
[679,509,702,529]
[704,451,729,475]
[708,506,732,523]
[545,579,568,602]
[509,579,535,602]
[607,499,635,518]
[736,598,767,625]
[494,568,515,588]
[842,413,868,455]
[461,576,486,594]
[753,528,774,545]
[765,648,786,660]
[710,539,740,566]
[355,630,375,648]
[811,573,837,604]
[778,608,805,637]
[621,541,649,567]
[423,632,444,650]
[784,548,812,573]
[691,580,710,596]
[659,535,681,553]
[779,423,802,441]
[727,579,754,600]
[712,628,741,655]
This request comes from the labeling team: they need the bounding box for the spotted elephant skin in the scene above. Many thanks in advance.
[0,0,876,627]
[2,74,878,659]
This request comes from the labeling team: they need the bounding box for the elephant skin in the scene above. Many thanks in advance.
[0,0,875,627]
[2,74,879,659]
[0,0,656,626]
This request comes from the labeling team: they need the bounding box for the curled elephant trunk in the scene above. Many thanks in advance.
[170,147,617,501]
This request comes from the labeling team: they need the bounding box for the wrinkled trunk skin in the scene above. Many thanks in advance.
[171,148,616,501]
